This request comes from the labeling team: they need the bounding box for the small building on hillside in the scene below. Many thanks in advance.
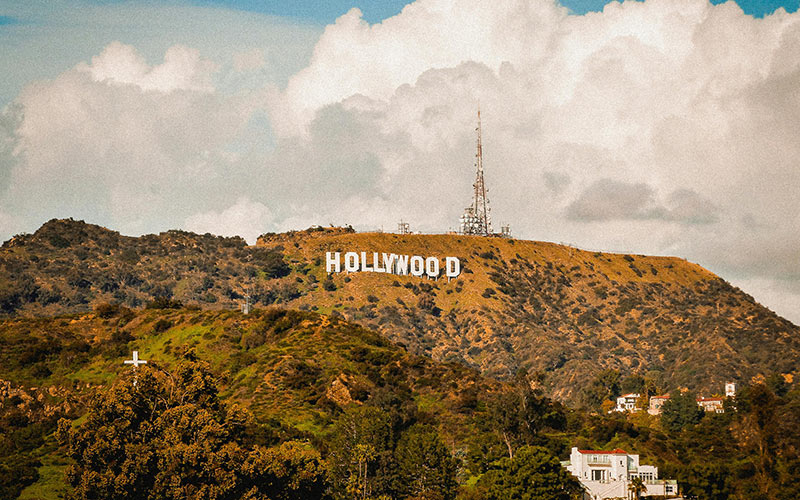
[697,397,725,413]
[614,393,641,412]
[562,447,679,499]
[648,394,670,415]
[646,383,735,415]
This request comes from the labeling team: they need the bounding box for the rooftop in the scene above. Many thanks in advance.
[578,448,628,455]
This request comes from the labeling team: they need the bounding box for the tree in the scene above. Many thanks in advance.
[660,391,704,434]
[679,463,731,500]
[0,405,48,499]
[58,355,328,500]
[483,446,583,500]
[620,374,645,395]
[736,383,780,498]
[628,476,646,499]
[327,406,395,500]
[487,371,566,459]
[601,399,616,414]
[765,373,788,398]
[259,249,291,279]
[322,275,337,291]
[243,441,329,500]
[395,424,458,500]
[586,369,621,409]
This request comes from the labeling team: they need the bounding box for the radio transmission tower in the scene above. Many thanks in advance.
[397,220,410,234]
[460,109,492,236]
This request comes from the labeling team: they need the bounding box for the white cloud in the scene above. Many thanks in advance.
[78,42,218,93]
[185,197,274,244]
[0,1,321,105]
[1,43,263,235]
[262,0,800,322]
[1,0,800,323]
[270,0,565,136]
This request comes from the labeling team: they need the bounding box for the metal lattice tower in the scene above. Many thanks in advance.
[460,109,492,236]
[398,220,410,234]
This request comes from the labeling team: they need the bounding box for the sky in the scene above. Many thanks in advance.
[1,0,799,324]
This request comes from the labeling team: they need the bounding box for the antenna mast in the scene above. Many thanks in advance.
[460,109,492,236]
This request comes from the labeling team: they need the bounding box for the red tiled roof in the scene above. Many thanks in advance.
[697,397,724,402]
[578,448,627,455]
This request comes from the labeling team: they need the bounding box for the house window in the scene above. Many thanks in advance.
[592,470,605,481]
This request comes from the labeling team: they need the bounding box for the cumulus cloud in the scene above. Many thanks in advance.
[1,42,260,234]
[2,0,800,322]
[261,0,800,321]
[270,0,564,136]
[185,197,273,243]
[78,42,218,92]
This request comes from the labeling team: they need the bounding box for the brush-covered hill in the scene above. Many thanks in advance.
[0,305,499,434]
[256,228,799,403]
[2,219,798,405]
[0,306,507,498]
[2,306,799,500]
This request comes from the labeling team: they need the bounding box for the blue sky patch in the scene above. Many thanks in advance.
[190,0,798,20]
[192,0,410,24]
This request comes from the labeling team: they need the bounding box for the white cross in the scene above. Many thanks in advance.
[124,351,147,386]
[124,350,147,368]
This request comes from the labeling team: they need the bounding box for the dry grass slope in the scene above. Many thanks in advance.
[259,228,799,404]
[2,220,797,405]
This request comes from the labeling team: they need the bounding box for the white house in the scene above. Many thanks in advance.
[647,382,736,415]
[563,447,679,499]
[697,397,725,413]
[648,394,670,415]
[614,393,641,412]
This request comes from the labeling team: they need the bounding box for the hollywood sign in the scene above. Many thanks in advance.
[325,251,461,279]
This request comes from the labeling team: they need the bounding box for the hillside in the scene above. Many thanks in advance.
[0,305,499,432]
[2,219,798,405]
[258,228,800,403]
[0,306,506,498]
[2,306,799,500]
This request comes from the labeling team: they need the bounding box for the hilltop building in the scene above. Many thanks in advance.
[696,397,725,413]
[613,393,641,412]
[563,447,678,499]
[648,395,670,415]
[646,394,727,415]
[608,383,737,415]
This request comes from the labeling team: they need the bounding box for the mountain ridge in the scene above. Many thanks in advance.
[2,218,797,405]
